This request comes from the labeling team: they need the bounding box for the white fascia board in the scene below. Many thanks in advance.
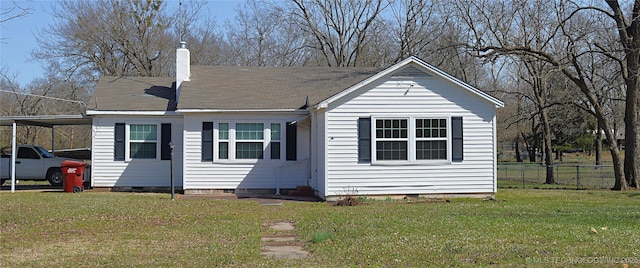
[315,56,504,109]
[177,109,309,115]
[411,57,505,108]
[315,58,414,109]
[86,110,178,116]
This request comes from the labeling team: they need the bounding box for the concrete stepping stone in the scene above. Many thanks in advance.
[267,221,295,231]
[261,222,309,259]
[261,245,309,259]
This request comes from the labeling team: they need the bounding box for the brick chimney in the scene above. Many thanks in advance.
[176,41,190,103]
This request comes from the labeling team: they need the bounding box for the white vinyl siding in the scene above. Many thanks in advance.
[91,116,183,187]
[322,76,497,197]
[182,114,309,191]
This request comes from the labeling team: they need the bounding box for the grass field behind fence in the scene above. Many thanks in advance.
[1,189,639,267]
[498,152,621,189]
[498,163,616,189]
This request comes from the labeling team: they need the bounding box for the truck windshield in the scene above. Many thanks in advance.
[35,146,55,158]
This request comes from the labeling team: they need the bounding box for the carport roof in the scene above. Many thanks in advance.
[0,115,91,127]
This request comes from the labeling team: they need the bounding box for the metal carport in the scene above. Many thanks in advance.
[0,115,91,193]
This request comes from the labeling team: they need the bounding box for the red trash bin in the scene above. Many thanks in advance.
[62,160,86,193]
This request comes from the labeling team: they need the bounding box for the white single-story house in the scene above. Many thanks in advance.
[87,43,503,200]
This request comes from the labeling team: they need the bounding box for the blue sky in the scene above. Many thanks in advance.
[1,0,242,87]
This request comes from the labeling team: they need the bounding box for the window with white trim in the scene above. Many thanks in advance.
[235,123,264,159]
[218,123,229,159]
[208,121,287,161]
[129,124,157,159]
[415,119,447,160]
[270,123,281,159]
[375,119,408,160]
[365,116,458,163]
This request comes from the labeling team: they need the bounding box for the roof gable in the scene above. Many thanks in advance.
[317,56,504,108]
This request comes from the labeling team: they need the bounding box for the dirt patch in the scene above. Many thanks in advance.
[262,235,297,242]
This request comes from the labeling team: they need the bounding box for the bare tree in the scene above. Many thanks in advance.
[32,0,174,82]
[225,0,308,66]
[457,0,630,190]
[0,0,32,25]
[288,0,388,67]
[604,1,640,188]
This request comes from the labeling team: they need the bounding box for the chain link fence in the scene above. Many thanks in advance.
[498,162,616,189]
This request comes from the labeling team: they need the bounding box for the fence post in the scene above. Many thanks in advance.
[521,165,525,189]
[576,165,580,190]
[505,164,508,181]
[601,166,605,189]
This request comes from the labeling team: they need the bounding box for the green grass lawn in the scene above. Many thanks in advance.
[1,189,639,267]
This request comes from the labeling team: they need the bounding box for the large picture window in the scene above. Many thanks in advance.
[235,123,264,159]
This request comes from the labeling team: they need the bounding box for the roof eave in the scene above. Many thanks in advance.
[176,108,309,114]
[86,110,179,116]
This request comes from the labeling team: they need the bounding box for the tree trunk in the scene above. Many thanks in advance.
[626,92,640,188]
[606,0,639,189]
[598,113,627,190]
[595,121,602,167]
[540,109,554,184]
[527,146,536,162]
[515,138,523,162]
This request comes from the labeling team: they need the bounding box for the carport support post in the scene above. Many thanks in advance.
[11,122,16,193]
[169,141,175,201]
[51,126,55,155]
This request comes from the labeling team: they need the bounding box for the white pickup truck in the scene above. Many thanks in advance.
[0,145,78,186]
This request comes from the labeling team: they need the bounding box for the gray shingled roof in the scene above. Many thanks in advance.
[88,76,176,111]
[177,66,381,110]
[90,66,381,112]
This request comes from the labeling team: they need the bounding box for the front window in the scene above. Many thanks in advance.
[129,124,157,159]
[235,123,264,159]
[415,119,447,160]
[218,123,229,159]
[375,119,408,160]
[270,123,281,159]
[211,121,286,161]
[372,116,449,162]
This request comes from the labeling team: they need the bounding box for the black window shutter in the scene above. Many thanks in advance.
[114,123,125,161]
[452,117,463,161]
[161,123,172,160]
[358,118,371,163]
[286,122,297,161]
[202,122,213,161]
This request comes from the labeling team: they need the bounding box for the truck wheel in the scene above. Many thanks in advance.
[47,168,63,186]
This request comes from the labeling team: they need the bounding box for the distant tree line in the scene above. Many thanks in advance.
[0,0,637,190]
